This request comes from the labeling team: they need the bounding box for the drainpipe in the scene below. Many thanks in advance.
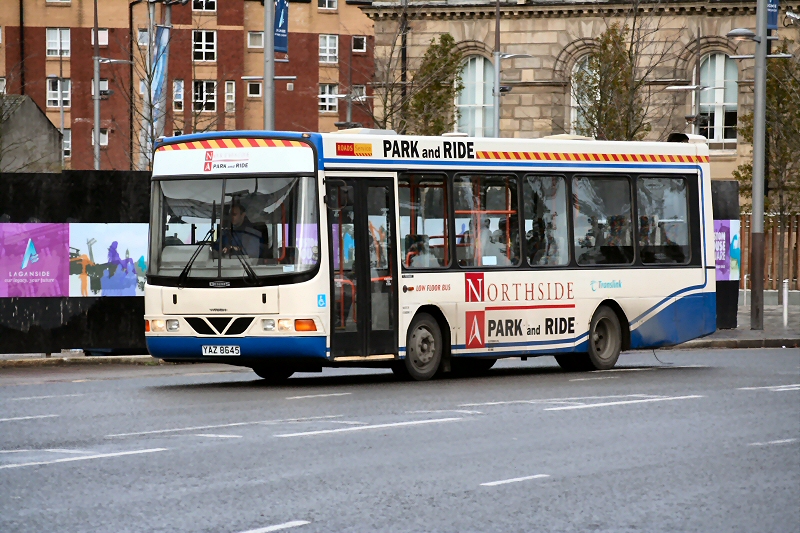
[19,0,25,94]
[129,0,143,171]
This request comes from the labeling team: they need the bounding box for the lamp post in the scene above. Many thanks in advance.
[492,0,531,137]
[93,0,101,169]
[263,0,275,130]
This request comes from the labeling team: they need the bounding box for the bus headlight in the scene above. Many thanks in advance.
[151,320,166,332]
[166,319,180,332]
[262,319,275,331]
[277,319,292,331]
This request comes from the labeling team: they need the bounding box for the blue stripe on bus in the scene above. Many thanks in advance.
[324,158,702,172]
[146,335,328,360]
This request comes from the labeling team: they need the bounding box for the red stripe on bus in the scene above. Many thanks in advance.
[484,304,576,311]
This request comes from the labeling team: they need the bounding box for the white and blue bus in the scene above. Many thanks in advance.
[145,130,715,381]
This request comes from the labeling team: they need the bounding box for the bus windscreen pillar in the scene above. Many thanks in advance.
[711,180,741,330]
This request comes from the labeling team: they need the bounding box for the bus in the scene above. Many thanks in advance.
[145,130,716,381]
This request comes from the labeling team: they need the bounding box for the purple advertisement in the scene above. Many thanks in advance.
[714,219,741,281]
[0,224,70,297]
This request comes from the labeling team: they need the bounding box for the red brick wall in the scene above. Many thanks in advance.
[340,34,375,128]
[217,1,244,26]
[275,32,319,132]
[218,29,245,130]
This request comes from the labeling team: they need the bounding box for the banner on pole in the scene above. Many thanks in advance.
[275,0,289,53]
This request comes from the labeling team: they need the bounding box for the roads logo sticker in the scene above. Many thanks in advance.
[465,310,485,349]
[21,239,39,269]
[465,272,484,302]
[335,143,373,157]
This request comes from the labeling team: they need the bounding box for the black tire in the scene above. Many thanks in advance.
[252,365,294,383]
[586,306,622,370]
[404,313,442,381]
[452,358,496,376]
[554,353,593,372]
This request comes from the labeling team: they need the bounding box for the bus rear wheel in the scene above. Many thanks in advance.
[587,306,622,370]
[403,313,442,381]
[252,366,294,384]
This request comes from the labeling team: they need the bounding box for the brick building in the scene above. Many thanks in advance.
[0,0,375,170]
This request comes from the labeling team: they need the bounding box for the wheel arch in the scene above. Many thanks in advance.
[596,299,631,352]
[412,305,452,367]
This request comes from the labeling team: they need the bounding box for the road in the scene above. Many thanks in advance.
[1,348,798,533]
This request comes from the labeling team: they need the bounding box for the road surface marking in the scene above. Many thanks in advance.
[0,415,59,423]
[193,434,243,438]
[9,394,85,401]
[325,421,368,425]
[481,474,550,487]
[593,368,654,373]
[285,393,352,400]
[275,417,462,438]
[460,394,654,407]
[738,384,800,392]
[544,395,704,411]
[0,448,168,470]
[106,415,342,438]
[748,438,799,446]
[0,449,91,455]
[238,521,310,533]
[407,409,484,415]
[569,376,619,382]
[0,450,31,454]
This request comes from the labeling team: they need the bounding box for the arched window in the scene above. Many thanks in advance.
[570,55,591,135]
[456,56,494,137]
[695,53,738,146]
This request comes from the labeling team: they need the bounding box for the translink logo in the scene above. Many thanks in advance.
[21,238,39,269]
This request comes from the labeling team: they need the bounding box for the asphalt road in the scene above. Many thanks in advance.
[1,348,798,533]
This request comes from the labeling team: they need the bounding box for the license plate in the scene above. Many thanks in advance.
[202,345,240,356]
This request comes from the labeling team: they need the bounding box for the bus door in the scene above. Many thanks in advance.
[326,177,398,358]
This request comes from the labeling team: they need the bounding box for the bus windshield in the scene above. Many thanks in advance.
[151,175,319,283]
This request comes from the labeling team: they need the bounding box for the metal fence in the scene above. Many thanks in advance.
[739,214,800,291]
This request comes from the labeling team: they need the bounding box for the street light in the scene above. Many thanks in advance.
[727,0,769,330]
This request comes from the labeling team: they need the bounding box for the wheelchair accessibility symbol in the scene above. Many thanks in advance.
[317,294,326,308]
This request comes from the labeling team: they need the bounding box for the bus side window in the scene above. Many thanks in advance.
[637,176,690,264]
[572,176,634,265]
[523,174,569,266]
[399,173,449,269]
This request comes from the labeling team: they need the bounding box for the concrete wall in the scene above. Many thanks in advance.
[0,97,61,173]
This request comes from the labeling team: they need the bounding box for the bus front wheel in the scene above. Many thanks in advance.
[587,306,622,370]
[403,313,442,381]
[252,366,294,383]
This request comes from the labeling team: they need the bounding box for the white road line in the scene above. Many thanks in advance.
[481,474,550,487]
[748,438,799,447]
[592,368,655,373]
[285,393,352,400]
[275,417,462,438]
[738,384,800,391]
[9,394,85,401]
[544,395,704,411]
[0,415,59,423]
[325,421,368,426]
[0,448,168,470]
[0,450,30,454]
[193,434,243,439]
[105,415,342,438]
[460,394,654,407]
[0,449,91,455]
[238,521,310,533]
[569,376,620,382]
[407,409,484,415]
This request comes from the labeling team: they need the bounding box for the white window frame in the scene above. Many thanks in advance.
[570,55,591,135]
[46,78,71,108]
[90,79,110,96]
[173,79,184,111]
[137,29,148,46]
[248,31,264,49]
[319,84,338,113]
[225,81,235,113]
[0,26,3,44]
[319,35,338,64]
[91,128,109,146]
[0,78,6,95]
[192,0,216,11]
[193,30,216,62]
[695,52,738,146]
[193,80,216,112]
[352,36,367,53]
[352,85,366,103]
[247,82,262,98]
[62,129,71,158]
[91,28,109,46]
[318,0,337,9]
[456,55,494,137]
[46,28,70,57]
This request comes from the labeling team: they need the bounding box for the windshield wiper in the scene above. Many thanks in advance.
[177,228,215,287]
[225,232,259,285]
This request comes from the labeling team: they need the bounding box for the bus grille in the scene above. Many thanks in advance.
[184,317,254,336]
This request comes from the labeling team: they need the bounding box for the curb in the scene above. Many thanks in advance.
[0,356,164,368]
[664,338,800,350]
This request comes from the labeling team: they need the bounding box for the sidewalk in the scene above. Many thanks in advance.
[0,306,797,368]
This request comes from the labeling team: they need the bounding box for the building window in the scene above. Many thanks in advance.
[62,129,71,158]
[319,34,338,63]
[173,79,184,111]
[247,82,262,98]
[248,31,264,49]
[139,79,146,95]
[193,80,216,112]
[137,29,148,46]
[173,130,183,137]
[319,0,337,9]
[352,36,366,52]
[193,30,216,62]
[352,85,366,103]
[456,56,494,137]
[90,79,110,96]
[225,81,235,113]
[91,128,109,146]
[193,0,216,11]
[696,53,738,146]
[570,55,591,135]
[46,28,70,57]
[46,78,71,108]
[319,84,338,112]
[0,26,3,44]
[91,28,109,46]
[0,78,5,95]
